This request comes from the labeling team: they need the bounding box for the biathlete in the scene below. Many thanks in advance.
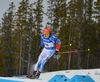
[29,27,61,79]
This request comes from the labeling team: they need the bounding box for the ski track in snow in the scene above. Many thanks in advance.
[0,69,100,82]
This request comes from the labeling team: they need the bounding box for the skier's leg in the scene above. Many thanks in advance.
[34,48,46,71]
[30,49,46,79]
[31,57,47,79]
[34,55,42,71]
[38,50,54,73]
[29,57,41,78]
[32,50,54,79]
[29,56,42,79]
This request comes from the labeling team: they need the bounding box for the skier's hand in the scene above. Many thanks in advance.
[40,46,43,52]
[55,50,58,55]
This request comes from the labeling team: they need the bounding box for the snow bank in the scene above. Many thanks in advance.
[0,69,100,82]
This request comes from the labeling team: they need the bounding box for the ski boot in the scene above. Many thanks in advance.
[31,71,41,79]
[27,71,37,78]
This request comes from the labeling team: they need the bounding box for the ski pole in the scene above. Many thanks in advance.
[58,50,78,54]
[58,49,90,54]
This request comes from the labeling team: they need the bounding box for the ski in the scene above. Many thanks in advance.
[17,77,42,80]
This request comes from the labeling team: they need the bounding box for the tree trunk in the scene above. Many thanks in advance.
[27,36,31,75]
[19,37,22,75]
[68,53,71,70]
[22,35,25,74]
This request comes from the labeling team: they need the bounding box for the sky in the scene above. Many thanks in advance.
[0,69,99,82]
[0,0,48,26]
[0,0,22,21]
[0,0,97,24]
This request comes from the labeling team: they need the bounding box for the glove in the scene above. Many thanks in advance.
[55,50,58,55]
[40,46,43,52]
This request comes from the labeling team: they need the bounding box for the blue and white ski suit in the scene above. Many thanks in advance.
[34,34,61,72]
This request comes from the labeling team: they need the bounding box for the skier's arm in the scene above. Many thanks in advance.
[40,35,43,52]
[41,35,43,47]
[54,38,61,55]
[50,35,61,51]
[55,39,61,51]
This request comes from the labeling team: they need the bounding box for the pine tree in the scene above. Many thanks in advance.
[14,0,30,75]
[58,0,70,70]
[0,24,5,76]
[46,0,54,29]
[59,0,79,70]
[93,0,100,68]
[83,0,97,69]
[0,2,15,76]
[32,0,43,61]
[74,0,85,69]
[27,2,35,75]
[13,0,44,75]
[1,12,11,76]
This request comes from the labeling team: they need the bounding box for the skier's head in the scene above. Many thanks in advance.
[44,28,50,38]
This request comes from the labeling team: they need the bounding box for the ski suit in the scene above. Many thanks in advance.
[34,34,61,72]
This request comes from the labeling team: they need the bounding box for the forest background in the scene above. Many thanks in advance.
[0,0,100,77]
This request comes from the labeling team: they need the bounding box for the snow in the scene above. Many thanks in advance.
[0,69,100,82]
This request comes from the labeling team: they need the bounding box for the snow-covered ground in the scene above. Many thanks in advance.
[0,69,100,82]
